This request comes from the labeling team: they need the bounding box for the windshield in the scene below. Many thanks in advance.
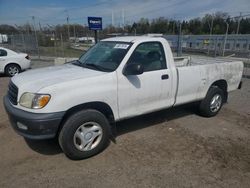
[77,41,132,72]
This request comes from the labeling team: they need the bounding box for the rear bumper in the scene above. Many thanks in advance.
[3,96,65,140]
[22,60,31,70]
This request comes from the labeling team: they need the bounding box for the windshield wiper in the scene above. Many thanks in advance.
[72,60,112,72]
[85,63,111,72]
[72,60,82,66]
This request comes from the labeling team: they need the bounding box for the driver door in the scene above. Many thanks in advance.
[117,42,173,119]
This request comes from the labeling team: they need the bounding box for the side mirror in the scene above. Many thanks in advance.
[123,63,144,76]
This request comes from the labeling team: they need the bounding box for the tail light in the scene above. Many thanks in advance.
[25,55,30,60]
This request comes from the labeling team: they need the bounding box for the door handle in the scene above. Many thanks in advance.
[161,74,169,80]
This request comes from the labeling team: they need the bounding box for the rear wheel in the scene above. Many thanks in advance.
[199,86,224,117]
[5,64,20,77]
[59,109,111,160]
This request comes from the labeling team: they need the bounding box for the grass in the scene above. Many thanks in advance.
[39,46,85,57]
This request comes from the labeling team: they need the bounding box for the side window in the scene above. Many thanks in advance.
[127,42,166,72]
[0,49,7,57]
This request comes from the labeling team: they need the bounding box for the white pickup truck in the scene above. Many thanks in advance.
[4,36,243,160]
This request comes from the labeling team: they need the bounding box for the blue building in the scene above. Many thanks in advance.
[164,34,250,54]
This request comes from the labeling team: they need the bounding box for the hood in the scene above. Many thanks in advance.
[12,63,107,92]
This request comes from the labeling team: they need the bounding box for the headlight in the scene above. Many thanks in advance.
[19,92,51,109]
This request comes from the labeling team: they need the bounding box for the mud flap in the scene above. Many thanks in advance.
[238,81,242,89]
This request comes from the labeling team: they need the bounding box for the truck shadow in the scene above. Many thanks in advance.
[116,104,197,136]
[24,138,62,155]
[24,103,198,156]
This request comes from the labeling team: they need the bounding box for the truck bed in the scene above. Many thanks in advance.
[174,56,238,67]
[173,56,243,106]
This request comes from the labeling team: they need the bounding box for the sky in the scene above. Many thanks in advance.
[0,0,250,27]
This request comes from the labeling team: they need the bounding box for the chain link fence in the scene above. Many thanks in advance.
[2,33,85,58]
[1,32,250,78]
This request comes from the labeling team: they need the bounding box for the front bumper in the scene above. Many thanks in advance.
[3,96,65,140]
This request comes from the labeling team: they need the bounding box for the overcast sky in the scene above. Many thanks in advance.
[0,0,250,27]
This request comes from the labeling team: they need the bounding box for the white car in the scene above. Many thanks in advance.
[4,36,243,160]
[0,47,31,76]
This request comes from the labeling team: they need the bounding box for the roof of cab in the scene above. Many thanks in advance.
[101,36,165,43]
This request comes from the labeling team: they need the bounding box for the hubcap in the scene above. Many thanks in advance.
[73,122,103,151]
[210,94,222,113]
[8,66,19,76]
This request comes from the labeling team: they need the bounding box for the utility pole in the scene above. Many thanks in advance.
[214,37,218,57]
[177,22,182,57]
[94,30,98,44]
[73,24,76,44]
[47,24,57,57]
[222,22,229,57]
[11,33,14,49]
[67,16,70,41]
[122,9,125,30]
[60,33,64,57]
[173,22,175,34]
[15,25,26,53]
[112,10,115,26]
[54,26,57,57]
[234,12,242,51]
[39,21,42,31]
[236,12,242,35]
[32,16,40,59]
[207,16,214,55]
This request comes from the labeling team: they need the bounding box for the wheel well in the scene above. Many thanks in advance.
[60,101,115,127]
[4,63,21,72]
[211,80,228,102]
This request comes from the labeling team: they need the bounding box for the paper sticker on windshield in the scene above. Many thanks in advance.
[114,44,129,49]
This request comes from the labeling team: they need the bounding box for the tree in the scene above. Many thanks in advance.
[136,18,150,34]
[0,24,18,34]
[1,11,250,37]
[151,17,169,34]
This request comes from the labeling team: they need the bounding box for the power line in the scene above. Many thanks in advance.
[124,0,186,19]
[66,1,109,11]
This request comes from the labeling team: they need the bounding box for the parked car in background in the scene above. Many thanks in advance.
[0,34,8,43]
[0,47,31,76]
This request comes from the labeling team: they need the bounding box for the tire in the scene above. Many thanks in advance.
[5,64,21,77]
[59,109,111,160]
[199,86,224,117]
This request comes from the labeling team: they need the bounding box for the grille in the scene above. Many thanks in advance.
[8,81,18,105]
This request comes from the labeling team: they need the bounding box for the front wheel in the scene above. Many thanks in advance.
[199,86,224,117]
[59,109,111,160]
